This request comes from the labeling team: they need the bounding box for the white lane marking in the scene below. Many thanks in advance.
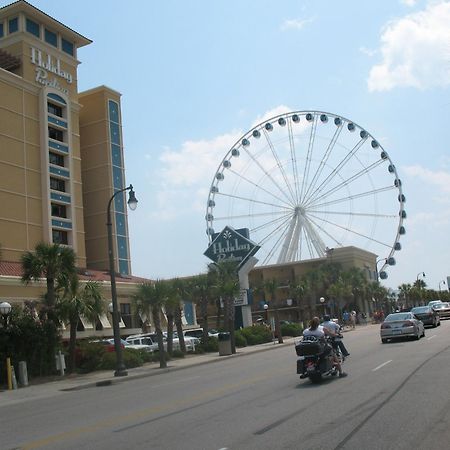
[372,360,392,372]
[427,335,436,341]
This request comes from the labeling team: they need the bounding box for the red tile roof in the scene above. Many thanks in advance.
[0,260,151,284]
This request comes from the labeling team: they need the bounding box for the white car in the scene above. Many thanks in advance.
[125,336,159,352]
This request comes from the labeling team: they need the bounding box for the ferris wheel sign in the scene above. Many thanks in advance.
[204,226,260,269]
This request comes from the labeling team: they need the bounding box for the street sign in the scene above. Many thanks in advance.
[234,289,248,306]
[204,226,260,269]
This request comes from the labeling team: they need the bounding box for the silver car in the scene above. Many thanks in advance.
[380,312,425,343]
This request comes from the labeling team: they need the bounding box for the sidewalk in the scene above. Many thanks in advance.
[0,337,297,407]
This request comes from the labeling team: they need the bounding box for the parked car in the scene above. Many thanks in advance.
[90,339,126,352]
[127,332,198,352]
[380,312,425,343]
[410,306,440,327]
[125,335,159,352]
[183,328,220,339]
[431,302,450,319]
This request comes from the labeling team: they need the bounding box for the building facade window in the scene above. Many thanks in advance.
[45,28,57,47]
[48,102,63,117]
[51,203,67,218]
[49,152,65,167]
[52,229,68,245]
[48,126,64,142]
[26,18,40,37]
[61,38,74,56]
[120,303,132,328]
[0,23,4,38]
[8,17,18,33]
[50,177,65,192]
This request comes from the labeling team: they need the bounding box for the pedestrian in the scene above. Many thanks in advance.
[350,310,356,329]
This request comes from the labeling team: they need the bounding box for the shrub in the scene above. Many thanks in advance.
[194,336,219,353]
[240,326,272,345]
[171,349,185,358]
[281,323,303,337]
[97,348,144,371]
[76,342,106,373]
[234,330,247,347]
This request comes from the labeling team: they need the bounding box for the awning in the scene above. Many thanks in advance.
[99,314,112,329]
[79,315,94,329]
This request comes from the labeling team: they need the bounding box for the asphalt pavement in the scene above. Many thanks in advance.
[0,334,302,407]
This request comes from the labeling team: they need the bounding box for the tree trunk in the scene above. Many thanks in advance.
[226,296,236,354]
[274,306,283,344]
[166,313,174,355]
[200,296,209,343]
[152,306,166,368]
[174,305,186,353]
[216,298,222,329]
[68,316,78,373]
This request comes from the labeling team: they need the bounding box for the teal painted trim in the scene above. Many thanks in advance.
[49,166,70,178]
[48,115,67,128]
[52,219,72,229]
[50,192,71,203]
[48,140,68,153]
[47,93,66,104]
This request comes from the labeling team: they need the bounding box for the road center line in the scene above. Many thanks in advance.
[427,335,436,341]
[372,360,392,372]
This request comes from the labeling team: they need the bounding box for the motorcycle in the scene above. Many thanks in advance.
[295,335,343,383]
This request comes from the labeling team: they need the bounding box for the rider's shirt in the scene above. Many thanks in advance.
[322,320,340,335]
[303,326,325,338]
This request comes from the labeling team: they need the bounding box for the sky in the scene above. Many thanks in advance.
[8,0,450,292]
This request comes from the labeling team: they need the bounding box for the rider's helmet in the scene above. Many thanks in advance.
[323,314,331,322]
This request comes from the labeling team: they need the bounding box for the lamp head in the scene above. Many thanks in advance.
[0,301,12,316]
[127,185,138,211]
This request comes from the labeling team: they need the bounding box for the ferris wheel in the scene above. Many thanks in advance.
[205,111,405,279]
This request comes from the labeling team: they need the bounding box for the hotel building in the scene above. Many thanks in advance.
[0,0,176,337]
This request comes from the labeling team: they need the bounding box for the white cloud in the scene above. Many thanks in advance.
[153,106,293,219]
[368,2,450,92]
[403,164,450,194]
[280,17,315,31]
[359,46,377,57]
[400,0,418,6]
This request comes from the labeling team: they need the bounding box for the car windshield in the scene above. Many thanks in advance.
[411,307,430,313]
[433,304,445,309]
[385,313,412,321]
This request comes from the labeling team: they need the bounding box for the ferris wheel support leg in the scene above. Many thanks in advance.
[238,257,259,328]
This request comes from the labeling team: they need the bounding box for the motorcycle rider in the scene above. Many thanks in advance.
[302,317,347,378]
[321,314,350,358]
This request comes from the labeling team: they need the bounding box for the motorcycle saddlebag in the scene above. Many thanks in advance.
[295,341,324,356]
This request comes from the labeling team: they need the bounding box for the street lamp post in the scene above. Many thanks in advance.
[107,184,138,377]
[319,296,326,315]
[263,303,269,323]
[0,301,12,327]
[416,272,425,282]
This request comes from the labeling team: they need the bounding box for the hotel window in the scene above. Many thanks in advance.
[45,28,57,47]
[48,126,64,142]
[51,203,67,218]
[48,102,63,117]
[50,177,66,192]
[49,152,64,167]
[0,23,3,38]
[62,38,74,56]
[26,18,40,37]
[52,229,68,245]
[8,17,18,34]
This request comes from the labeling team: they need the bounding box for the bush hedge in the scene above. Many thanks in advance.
[281,323,303,337]
[239,325,272,345]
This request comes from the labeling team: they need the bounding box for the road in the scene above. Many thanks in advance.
[2,321,450,450]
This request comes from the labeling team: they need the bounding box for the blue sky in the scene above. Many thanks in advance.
[12,0,450,291]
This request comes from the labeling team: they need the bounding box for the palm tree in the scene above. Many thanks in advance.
[289,279,307,324]
[398,283,412,309]
[262,278,284,344]
[134,280,169,368]
[57,275,103,372]
[211,261,240,353]
[190,273,214,343]
[21,242,76,324]
[165,278,190,355]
